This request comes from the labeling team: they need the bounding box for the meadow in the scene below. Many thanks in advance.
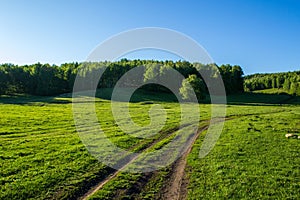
[0,90,299,199]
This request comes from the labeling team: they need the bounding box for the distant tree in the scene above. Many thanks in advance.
[290,82,297,95]
[219,64,244,94]
[283,79,291,91]
[175,60,197,78]
[143,63,161,83]
[232,65,244,92]
[244,70,300,96]
[276,75,284,88]
[143,63,162,91]
[159,64,183,92]
[0,60,247,97]
[271,76,277,88]
[180,74,206,101]
[0,65,9,94]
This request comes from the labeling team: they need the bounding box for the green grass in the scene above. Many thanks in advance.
[252,88,288,95]
[0,99,109,199]
[87,103,299,200]
[0,89,201,199]
[1,89,299,199]
[186,105,300,199]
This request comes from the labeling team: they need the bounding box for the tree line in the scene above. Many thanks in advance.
[0,60,244,100]
[244,71,300,96]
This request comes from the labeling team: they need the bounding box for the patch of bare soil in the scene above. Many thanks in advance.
[160,126,208,200]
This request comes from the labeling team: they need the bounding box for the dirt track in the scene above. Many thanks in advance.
[160,126,208,200]
[78,120,222,200]
[78,124,195,200]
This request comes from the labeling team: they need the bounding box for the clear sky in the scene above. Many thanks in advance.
[0,0,299,74]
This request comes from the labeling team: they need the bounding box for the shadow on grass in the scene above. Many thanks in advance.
[0,94,72,105]
[226,92,300,106]
[95,88,179,103]
[0,88,179,105]
[0,89,299,106]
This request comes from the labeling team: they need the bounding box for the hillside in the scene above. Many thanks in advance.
[244,70,300,95]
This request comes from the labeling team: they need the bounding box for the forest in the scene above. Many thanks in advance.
[0,60,244,100]
[244,70,300,95]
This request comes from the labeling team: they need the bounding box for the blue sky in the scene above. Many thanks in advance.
[0,0,299,74]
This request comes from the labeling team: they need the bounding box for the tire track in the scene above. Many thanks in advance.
[159,127,208,200]
[77,123,199,200]
[160,120,224,200]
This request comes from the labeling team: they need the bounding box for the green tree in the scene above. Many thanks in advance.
[143,63,162,91]
[283,79,291,91]
[290,82,297,95]
[180,74,206,101]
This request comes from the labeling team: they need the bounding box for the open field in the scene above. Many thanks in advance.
[187,107,300,199]
[0,90,299,199]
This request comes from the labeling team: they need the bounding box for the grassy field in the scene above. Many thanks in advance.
[0,90,197,199]
[0,89,299,199]
[0,96,104,199]
[187,106,300,199]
